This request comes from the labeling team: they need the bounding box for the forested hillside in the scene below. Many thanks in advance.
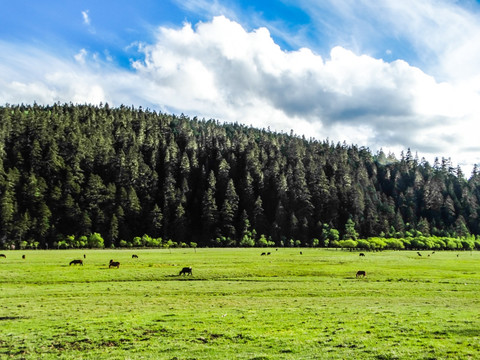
[0,103,479,249]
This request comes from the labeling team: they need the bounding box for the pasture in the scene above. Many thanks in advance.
[0,248,479,359]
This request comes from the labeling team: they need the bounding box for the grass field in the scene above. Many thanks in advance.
[0,248,479,359]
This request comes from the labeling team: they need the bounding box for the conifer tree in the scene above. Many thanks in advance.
[220,179,239,240]
[201,171,219,243]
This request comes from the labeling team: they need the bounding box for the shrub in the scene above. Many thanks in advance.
[384,238,404,250]
[367,237,386,250]
[357,239,371,250]
[88,233,104,248]
[256,234,268,247]
[239,235,255,247]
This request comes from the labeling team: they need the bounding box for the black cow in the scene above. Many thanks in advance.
[356,270,366,278]
[22,254,25,259]
[109,260,120,268]
[359,253,365,257]
[179,266,192,276]
[261,252,266,256]
[69,259,83,266]
[0,254,6,258]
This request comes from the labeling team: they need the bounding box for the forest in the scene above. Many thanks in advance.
[0,103,479,250]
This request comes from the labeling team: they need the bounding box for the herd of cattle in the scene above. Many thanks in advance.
[67,256,194,275]
[0,250,448,278]
[0,253,193,276]
[68,254,138,269]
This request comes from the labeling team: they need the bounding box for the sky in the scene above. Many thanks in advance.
[1,0,480,174]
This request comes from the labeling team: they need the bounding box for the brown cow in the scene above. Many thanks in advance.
[179,266,192,276]
[356,270,366,278]
[70,259,83,266]
[109,260,120,268]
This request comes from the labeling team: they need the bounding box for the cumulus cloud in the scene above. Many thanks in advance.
[132,16,480,166]
[1,13,480,171]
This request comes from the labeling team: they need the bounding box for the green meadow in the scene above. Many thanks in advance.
[0,249,479,359]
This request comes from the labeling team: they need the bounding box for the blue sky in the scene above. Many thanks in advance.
[1,0,480,172]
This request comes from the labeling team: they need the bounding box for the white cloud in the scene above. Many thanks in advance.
[374,0,480,83]
[131,16,480,171]
[81,9,95,34]
[104,50,113,62]
[0,42,137,106]
[82,10,90,26]
[74,48,88,64]
[1,12,480,172]
[171,0,238,22]
[293,0,480,85]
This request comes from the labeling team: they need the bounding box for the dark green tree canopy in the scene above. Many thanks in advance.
[0,103,478,249]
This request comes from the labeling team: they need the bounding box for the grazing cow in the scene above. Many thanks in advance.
[267,252,271,255]
[261,252,266,256]
[0,254,6,258]
[22,255,25,259]
[417,252,422,257]
[356,270,366,278]
[359,253,365,257]
[109,260,120,268]
[179,266,192,276]
[132,254,138,258]
[83,254,86,259]
[69,259,83,266]
[300,251,303,255]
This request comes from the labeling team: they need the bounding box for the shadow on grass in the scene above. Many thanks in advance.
[435,328,480,337]
[0,316,25,321]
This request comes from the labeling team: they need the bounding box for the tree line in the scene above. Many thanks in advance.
[0,103,479,249]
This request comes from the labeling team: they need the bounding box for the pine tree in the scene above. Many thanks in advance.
[252,196,267,236]
[108,214,119,246]
[220,179,239,240]
[343,218,359,240]
[149,204,163,237]
[201,171,219,243]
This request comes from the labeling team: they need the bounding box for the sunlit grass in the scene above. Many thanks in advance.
[1,249,479,359]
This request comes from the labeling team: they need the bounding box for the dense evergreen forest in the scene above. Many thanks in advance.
[0,103,479,250]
